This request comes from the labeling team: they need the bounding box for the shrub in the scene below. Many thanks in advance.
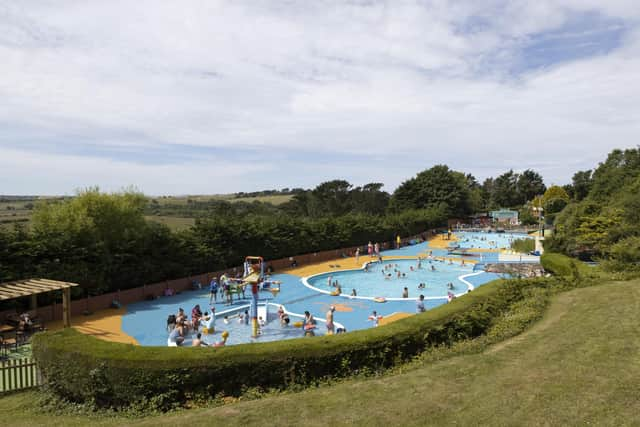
[511,238,535,253]
[33,276,569,410]
[540,252,596,279]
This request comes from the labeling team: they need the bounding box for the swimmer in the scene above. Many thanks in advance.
[223,316,230,324]
[368,311,383,327]
[402,287,409,298]
[431,265,436,271]
[351,288,357,297]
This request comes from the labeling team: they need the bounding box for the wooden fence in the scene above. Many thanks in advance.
[0,358,41,393]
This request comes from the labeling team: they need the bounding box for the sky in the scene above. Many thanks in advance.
[1,1,639,195]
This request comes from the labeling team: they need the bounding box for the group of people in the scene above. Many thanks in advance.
[167,305,227,347]
[209,275,248,305]
[355,241,382,262]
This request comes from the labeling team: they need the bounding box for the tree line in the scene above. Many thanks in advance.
[547,147,640,270]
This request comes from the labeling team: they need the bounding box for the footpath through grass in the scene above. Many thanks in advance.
[1,279,639,426]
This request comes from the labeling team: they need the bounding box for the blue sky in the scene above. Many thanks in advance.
[1,1,639,195]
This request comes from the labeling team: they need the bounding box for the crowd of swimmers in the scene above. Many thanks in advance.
[167,304,229,347]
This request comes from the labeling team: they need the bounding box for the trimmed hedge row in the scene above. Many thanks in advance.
[32,276,567,410]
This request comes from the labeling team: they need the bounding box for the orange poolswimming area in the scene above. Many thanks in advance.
[64,232,508,345]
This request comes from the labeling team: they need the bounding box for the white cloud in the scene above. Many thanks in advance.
[0,1,639,194]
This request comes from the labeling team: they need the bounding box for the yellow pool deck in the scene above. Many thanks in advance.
[47,306,138,345]
[428,233,458,249]
[379,312,414,326]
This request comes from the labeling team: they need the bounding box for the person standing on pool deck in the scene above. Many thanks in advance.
[374,242,380,256]
[416,295,426,313]
[326,305,336,335]
[355,247,360,263]
[209,277,218,304]
[367,241,373,257]
[396,234,401,249]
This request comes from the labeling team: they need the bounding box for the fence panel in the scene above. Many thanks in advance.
[0,358,42,393]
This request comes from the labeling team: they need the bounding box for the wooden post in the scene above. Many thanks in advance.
[62,287,71,328]
[30,294,38,313]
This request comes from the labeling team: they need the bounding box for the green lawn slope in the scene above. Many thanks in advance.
[2,279,639,426]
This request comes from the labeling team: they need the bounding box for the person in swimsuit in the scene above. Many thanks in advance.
[326,305,336,335]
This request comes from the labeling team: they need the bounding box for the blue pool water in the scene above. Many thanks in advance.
[307,259,474,300]
[454,231,532,250]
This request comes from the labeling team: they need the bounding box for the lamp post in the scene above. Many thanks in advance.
[533,205,544,255]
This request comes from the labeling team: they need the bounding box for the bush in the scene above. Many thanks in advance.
[33,276,569,410]
[511,238,535,253]
[540,252,596,279]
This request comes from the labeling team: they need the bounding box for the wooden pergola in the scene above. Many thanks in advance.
[0,279,79,328]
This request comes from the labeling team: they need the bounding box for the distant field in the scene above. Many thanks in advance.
[230,194,293,205]
[144,216,196,231]
[151,194,293,205]
[0,194,292,231]
[0,199,38,229]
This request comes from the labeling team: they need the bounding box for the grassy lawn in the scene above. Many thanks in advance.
[1,279,638,426]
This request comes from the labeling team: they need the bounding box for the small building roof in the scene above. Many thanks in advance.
[0,278,79,301]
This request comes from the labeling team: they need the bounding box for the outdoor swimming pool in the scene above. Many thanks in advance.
[306,259,475,300]
[454,231,533,250]
[121,231,522,347]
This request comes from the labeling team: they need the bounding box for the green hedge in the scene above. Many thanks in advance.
[540,252,596,278]
[32,276,566,410]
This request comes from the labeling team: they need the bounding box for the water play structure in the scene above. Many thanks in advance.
[240,256,264,338]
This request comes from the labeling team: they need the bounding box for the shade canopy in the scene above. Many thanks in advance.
[0,278,78,301]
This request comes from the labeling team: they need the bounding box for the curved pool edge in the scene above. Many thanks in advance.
[301,257,480,302]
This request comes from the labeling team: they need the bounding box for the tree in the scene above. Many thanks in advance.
[308,180,353,217]
[516,169,546,204]
[491,170,519,207]
[350,183,390,215]
[570,170,593,201]
[542,185,570,215]
[389,165,472,217]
